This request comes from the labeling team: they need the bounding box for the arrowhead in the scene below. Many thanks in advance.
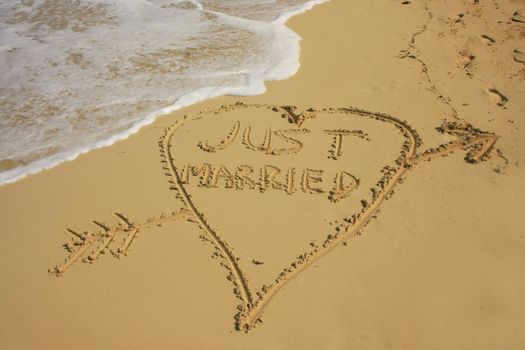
[414,120,499,164]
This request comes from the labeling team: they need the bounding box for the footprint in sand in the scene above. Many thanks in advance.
[480,34,496,46]
[512,9,525,23]
[448,13,465,24]
[513,48,525,64]
[485,88,508,107]
[456,51,475,73]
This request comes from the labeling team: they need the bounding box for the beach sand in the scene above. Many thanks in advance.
[1,0,525,348]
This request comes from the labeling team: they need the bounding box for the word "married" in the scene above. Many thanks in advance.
[175,163,359,203]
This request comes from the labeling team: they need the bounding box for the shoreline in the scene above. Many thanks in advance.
[0,0,329,186]
[1,0,524,348]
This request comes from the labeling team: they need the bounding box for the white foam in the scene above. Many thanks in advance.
[0,0,329,185]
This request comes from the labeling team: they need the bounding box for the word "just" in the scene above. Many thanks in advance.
[197,121,370,160]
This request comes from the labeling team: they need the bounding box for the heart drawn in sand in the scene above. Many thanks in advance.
[159,103,499,331]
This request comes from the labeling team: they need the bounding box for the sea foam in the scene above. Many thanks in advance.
[0,0,328,185]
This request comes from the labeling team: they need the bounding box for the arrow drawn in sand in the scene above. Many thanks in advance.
[51,103,499,332]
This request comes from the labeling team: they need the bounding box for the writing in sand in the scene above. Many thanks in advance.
[174,121,365,202]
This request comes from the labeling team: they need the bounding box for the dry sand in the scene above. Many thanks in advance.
[1,0,525,348]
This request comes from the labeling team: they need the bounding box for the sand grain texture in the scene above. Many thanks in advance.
[1,0,525,349]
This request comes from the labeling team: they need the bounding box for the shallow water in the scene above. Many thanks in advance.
[0,0,327,184]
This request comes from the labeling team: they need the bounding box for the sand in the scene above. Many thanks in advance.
[1,0,525,348]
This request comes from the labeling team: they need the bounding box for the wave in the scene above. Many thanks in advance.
[0,0,329,185]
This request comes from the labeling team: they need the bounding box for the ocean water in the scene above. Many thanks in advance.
[0,0,327,185]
